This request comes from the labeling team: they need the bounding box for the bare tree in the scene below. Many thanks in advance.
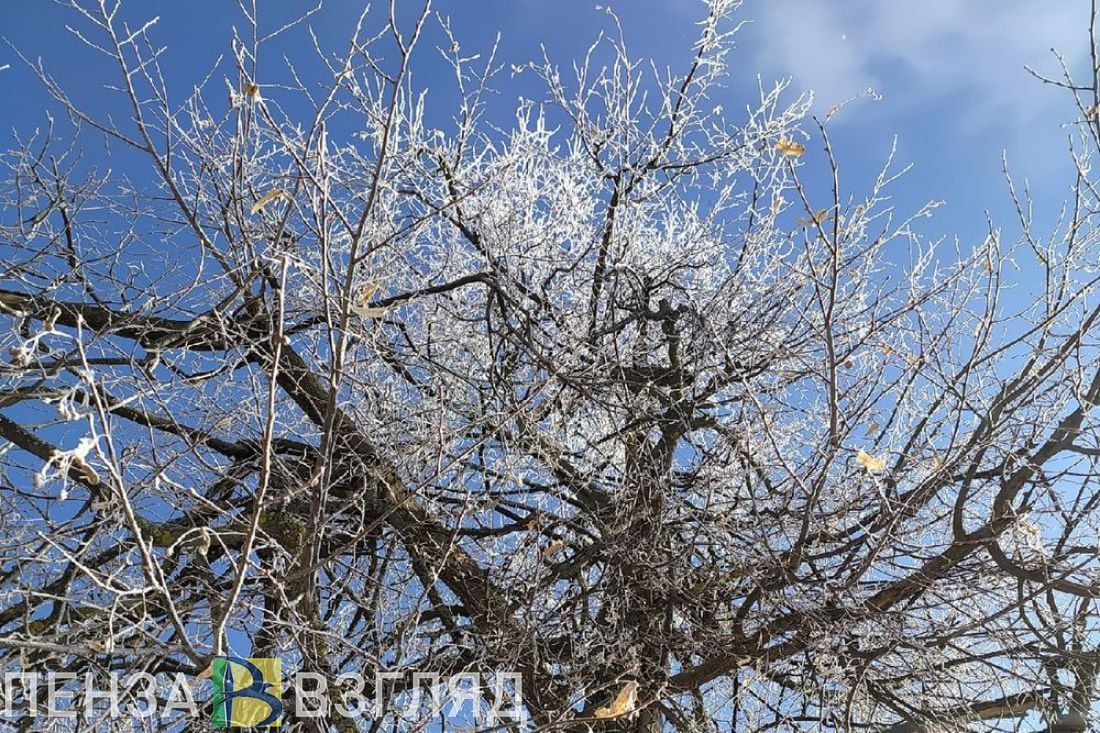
[1,1,1099,730]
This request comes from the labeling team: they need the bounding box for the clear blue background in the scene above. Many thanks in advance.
[1,1,1088,254]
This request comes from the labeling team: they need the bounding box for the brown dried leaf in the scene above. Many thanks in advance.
[776,137,806,157]
[594,681,638,719]
[352,282,388,319]
[856,449,887,472]
[798,208,831,226]
[541,540,565,559]
[250,189,290,214]
[358,283,380,304]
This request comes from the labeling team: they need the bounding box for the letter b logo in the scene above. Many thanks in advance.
[211,657,283,727]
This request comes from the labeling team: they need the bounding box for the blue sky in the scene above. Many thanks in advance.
[0,0,1082,239]
[1,0,1089,263]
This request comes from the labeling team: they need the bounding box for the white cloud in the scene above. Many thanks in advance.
[743,1,1087,131]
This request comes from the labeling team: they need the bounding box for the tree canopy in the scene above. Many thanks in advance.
[1,1,1099,730]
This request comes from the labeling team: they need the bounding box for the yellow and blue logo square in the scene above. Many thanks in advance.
[211,656,283,727]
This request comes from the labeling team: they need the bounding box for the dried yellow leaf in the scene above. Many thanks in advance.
[541,540,565,559]
[594,681,638,719]
[799,209,831,226]
[776,136,806,157]
[244,81,261,102]
[1086,104,1098,120]
[351,282,388,319]
[856,449,887,472]
[358,283,380,304]
[250,189,290,214]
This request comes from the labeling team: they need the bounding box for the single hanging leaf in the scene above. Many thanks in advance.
[776,136,806,157]
[594,681,638,719]
[244,81,261,102]
[251,189,290,214]
[195,527,211,558]
[358,283,380,302]
[541,540,565,559]
[798,208,831,226]
[351,282,388,319]
[857,449,887,472]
